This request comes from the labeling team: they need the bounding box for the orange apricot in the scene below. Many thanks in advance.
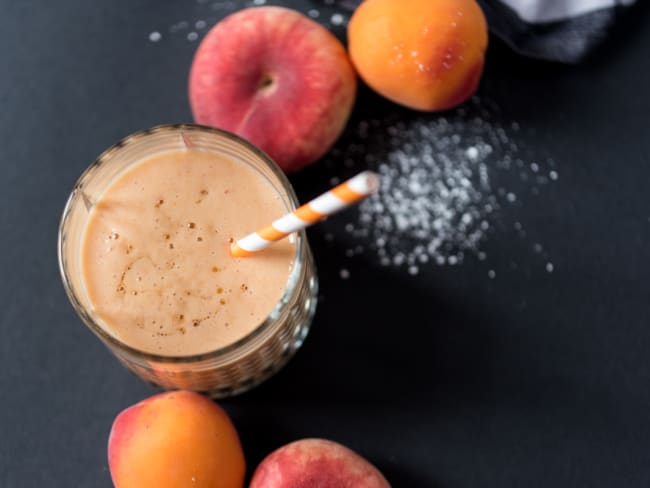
[108,390,245,488]
[348,0,488,111]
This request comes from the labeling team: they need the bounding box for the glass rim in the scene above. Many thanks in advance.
[57,123,306,364]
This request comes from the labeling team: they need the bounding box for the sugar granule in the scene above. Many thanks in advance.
[330,13,345,25]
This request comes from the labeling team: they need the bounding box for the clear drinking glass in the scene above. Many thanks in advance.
[58,124,318,398]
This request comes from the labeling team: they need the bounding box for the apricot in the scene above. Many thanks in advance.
[348,0,488,111]
[108,390,245,488]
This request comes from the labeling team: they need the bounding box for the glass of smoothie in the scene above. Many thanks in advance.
[58,125,318,398]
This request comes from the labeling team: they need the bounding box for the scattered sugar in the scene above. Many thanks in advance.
[152,1,352,43]
[350,119,495,266]
[330,13,345,25]
[321,96,557,276]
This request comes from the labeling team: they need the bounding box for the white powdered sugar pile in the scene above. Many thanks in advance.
[344,118,496,271]
[323,97,559,275]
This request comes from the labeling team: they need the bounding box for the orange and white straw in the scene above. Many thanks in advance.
[230,171,380,257]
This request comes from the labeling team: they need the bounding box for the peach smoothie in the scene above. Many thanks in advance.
[81,148,295,356]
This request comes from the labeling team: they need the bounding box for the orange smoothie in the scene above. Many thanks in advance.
[81,149,295,356]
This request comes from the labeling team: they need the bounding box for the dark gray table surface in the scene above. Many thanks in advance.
[2,1,650,487]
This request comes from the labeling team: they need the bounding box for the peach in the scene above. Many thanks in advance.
[249,438,391,487]
[189,7,357,173]
[348,0,488,111]
[108,390,245,488]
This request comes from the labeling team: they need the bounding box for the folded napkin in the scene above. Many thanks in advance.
[337,0,637,63]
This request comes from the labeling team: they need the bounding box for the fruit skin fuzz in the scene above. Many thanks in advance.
[189,6,357,173]
[348,0,488,111]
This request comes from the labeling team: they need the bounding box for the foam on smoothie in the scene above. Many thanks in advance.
[81,149,295,356]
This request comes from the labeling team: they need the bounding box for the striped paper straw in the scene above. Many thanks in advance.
[230,171,380,257]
